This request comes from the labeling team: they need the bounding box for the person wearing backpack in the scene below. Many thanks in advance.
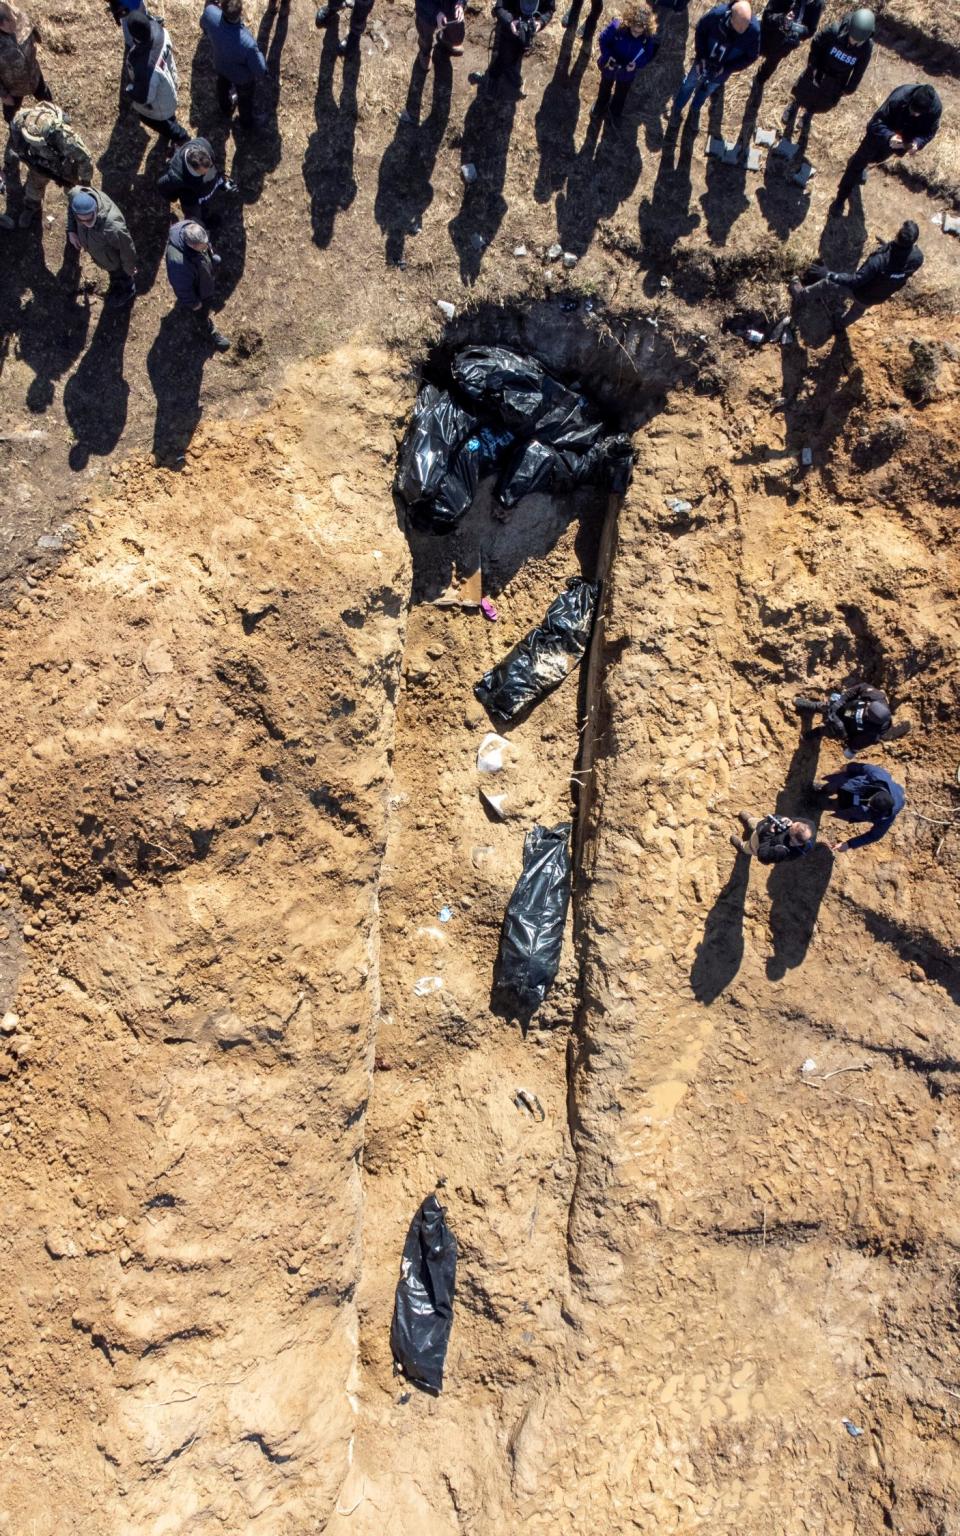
[6,99,93,227]
[0,2,52,123]
[124,10,189,143]
[793,683,910,755]
[729,810,817,862]
[592,0,659,123]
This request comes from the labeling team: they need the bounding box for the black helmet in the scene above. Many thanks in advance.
[865,699,892,730]
[848,7,875,41]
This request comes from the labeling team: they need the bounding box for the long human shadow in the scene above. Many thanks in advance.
[375,53,452,267]
[11,229,91,413]
[257,0,290,89]
[303,20,360,247]
[555,108,642,258]
[640,3,689,154]
[765,729,832,981]
[448,84,518,284]
[817,191,868,268]
[690,847,751,1003]
[63,302,133,469]
[532,17,592,205]
[755,137,818,243]
[699,87,750,247]
[780,334,863,454]
[146,308,211,466]
[637,110,700,261]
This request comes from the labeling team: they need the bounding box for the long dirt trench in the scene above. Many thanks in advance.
[1,308,959,1535]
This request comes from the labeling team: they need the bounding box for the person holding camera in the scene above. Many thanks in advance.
[832,82,941,212]
[670,1,759,125]
[487,0,555,94]
[755,0,821,86]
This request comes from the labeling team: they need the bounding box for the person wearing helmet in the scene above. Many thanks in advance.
[781,7,873,152]
[832,81,942,212]
[670,1,759,125]
[793,684,910,755]
[783,219,923,333]
[810,762,905,853]
[65,185,138,306]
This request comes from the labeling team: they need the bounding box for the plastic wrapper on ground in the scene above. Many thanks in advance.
[496,822,573,1012]
[389,1194,458,1395]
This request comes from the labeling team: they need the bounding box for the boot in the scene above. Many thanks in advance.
[209,328,231,352]
[793,695,826,713]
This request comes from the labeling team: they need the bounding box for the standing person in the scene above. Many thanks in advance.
[6,100,93,227]
[124,10,189,143]
[781,8,874,153]
[315,0,376,59]
[754,0,821,88]
[781,220,923,334]
[729,809,817,862]
[164,218,231,350]
[0,2,52,123]
[157,135,237,223]
[670,1,759,125]
[413,0,465,70]
[812,763,905,853]
[202,0,267,122]
[592,0,659,122]
[832,82,941,212]
[794,684,910,754]
[65,185,138,306]
[486,0,556,96]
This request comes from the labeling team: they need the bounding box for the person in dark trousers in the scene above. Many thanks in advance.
[755,0,821,86]
[671,1,759,124]
[124,11,189,143]
[315,0,375,58]
[413,0,465,70]
[201,0,267,128]
[832,82,942,212]
[811,763,905,853]
[164,218,231,350]
[0,2,52,123]
[729,809,817,862]
[593,0,659,122]
[66,185,138,306]
[794,684,910,755]
[562,0,602,39]
[781,8,873,153]
[782,219,923,333]
[158,136,237,223]
[486,0,555,94]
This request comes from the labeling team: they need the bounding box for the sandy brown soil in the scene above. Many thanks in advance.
[1,1,960,1533]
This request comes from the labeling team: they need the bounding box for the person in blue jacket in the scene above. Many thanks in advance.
[592,0,659,121]
[671,0,759,123]
[200,0,267,129]
[813,763,905,853]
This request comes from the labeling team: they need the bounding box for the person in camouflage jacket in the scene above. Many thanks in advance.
[6,99,92,226]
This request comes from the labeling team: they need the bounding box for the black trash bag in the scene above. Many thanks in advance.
[396,384,477,510]
[390,1193,457,1394]
[495,439,570,510]
[496,822,572,1012]
[451,345,548,429]
[474,576,599,721]
[529,377,605,453]
[410,435,482,534]
[495,433,634,511]
[570,432,635,494]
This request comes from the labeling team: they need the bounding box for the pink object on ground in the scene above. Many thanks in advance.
[480,598,499,622]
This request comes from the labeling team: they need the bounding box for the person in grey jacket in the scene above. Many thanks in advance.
[201,0,267,129]
[164,219,230,350]
[66,185,137,305]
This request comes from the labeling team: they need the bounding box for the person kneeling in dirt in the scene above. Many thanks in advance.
[810,763,904,854]
[592,0,659,124]
[482,0,555,96]
[780,7,873,156]
[776,219,922,336]
[832,82,941,214]
[6,100,93,228]
[157,136,237,225]
[794,684,910,755]
[164,218,231,352]
[65,185,138,307]
[730,810,816,862]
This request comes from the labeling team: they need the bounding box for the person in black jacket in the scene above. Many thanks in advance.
[755,0,821,86]
[157,137,237,224]
[671,1,759,122]
[729,810,817,863]
[793,684,910,754]
[784,220,922,332]
[781,7,873,152]
[485,0,555,94]
[832,82,942,211]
